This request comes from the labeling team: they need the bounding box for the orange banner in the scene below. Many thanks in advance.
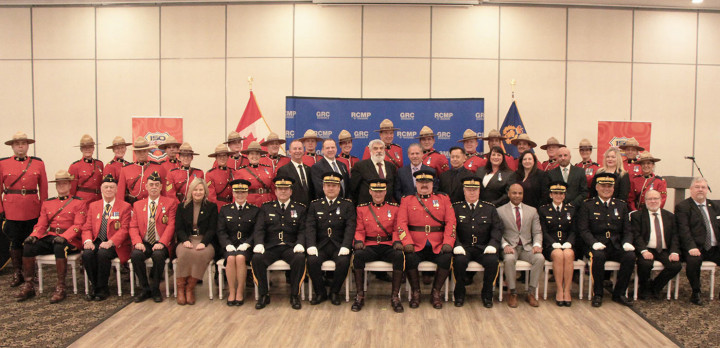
[597,121,651,165]
[131,117,183,162]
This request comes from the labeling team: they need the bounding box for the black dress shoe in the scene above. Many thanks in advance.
[235,299,244,306]
[135,291,152,303]
[591,296,603,307]
[290,295,302,310]
[564,301,572,307]
[227,298,235,306]
[454,298,464,307]
[255,294,270,309]
[94,290,110,301]
[690,292,704,306]
[555,300,562,307]
[85,293,96,301]
[482,297,493,308]
[153,294,163,303]
[310,292,328,305]
[612,295,634,307]
[330,292,342,306]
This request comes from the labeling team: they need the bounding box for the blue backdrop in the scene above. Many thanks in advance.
[285,97,485,166]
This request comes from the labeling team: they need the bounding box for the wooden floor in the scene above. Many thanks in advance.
[71,275,678,348]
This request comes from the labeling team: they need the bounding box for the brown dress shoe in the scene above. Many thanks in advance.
[527,293,539,307]
[507,293,518,308]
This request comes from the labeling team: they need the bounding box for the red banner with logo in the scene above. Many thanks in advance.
[131,116,183,162]
[597,121,651,165]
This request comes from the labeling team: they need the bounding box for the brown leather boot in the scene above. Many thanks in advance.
[16,257,36,301]
[407,269,421,308]
[186,277,198,305]
[391,270,404,313]
[50,258,68,304]
[176,277,187,305]
[431,268,449,309]
[351,269,364,312]
[10,249,24,288]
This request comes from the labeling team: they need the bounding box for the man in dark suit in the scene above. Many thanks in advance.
[277,140,314,205]
[631,189,681,300]
[547,147,588,207]
[310,139,349,199]
[395,143,438,198]
[675,177,720,305]
[350,139,398,205]
[439,147,474,203]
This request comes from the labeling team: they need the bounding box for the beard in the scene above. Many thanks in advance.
[371,153,385,163]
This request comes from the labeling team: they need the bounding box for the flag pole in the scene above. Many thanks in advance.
[510,79,516,101]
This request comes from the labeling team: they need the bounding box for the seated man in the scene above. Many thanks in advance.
[306,172,356,306]
[17,170,87,303]
[498,183,544,308]
[129,171,178,303]
[578,172,635,307]
[452,177,502,308]
[632,189,681,300]
[251,176,307,310]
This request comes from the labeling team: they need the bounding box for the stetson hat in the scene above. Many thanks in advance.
[273,176,295,188]
[619,138,645,151]
[224,131,245,144]
[177,142,199,156]
[510,133,537,148]
[338,130,353,143]
[322,172,343,184]
[48,170,74,183]
[457,129,481,143]
[207,144,235,158]
[5,132,35,146]
[102,173,118,184]
[595,172,616,185]
[368,178,388,191]
[540,137,566,150]
[548,181,568,193]
[413,169,435,181]
[158,135,182,150]
[481,129,506,141]
[131,136,154,150]
[105,136,131,149]
[577,139,594,150]
[147,171,162,182]
[636,151,661,163]
[415,126,436,139]
[461,176,482,188]
[240,141,267,155]
[230,179,251,192]
[260,132,286,147]
[298,129,323,142]
[375,119,400,132]
[76,134,96,147]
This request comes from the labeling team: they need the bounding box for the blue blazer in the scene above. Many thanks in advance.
[395,164,439,199]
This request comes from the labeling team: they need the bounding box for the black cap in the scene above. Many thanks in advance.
[102,174,117,184]
[273,176,295,188]
[548,181,568,193]
[595,172,617,185]
[368,178,388,191]
[147,171,161,183]
[322,172,343,184]
[230,179,251,192]
[413,169,435,182]
[461,176,482,188]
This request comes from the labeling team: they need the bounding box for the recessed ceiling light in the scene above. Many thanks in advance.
[692,0,704,4]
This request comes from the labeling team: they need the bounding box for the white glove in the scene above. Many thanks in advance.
[238,243,250,252]
[338,247,350,256]
[293,244,305,253]
[592,242,606,250]
[253,244,265,254]
[552,243,562,249]
[623,243,635,252]
[453,246,466,255]
[307,247,318,256]
[225,245,236,252]
[561,242,572,249]
[484,245,497,254]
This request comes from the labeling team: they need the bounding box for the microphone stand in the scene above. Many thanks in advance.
[689,157,712,193]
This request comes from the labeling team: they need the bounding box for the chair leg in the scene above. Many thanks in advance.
[218,265,224,300]
[116,264,122,296]
[84,269,89,295]
[165,262,170,298]
[38,262,44,294]
[71,263,78,294]
[710,269,715,300]
[578,266,584,300]
[208,263,214,300]
[129,263,135,297]
[346,275,350,302]
[498,264,504,302]
[543,264,549,300]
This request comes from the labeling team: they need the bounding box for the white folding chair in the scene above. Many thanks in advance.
[542,259,586,300]
[701,261,717,300]
[363,261,400,298]
[632,260,679,301]
[450,261,487,301]
[587,260,634,300]
[83,257,122,296]
[217,259,226,300]
[128,258,170,297]
[252,260,306,301]
[498,260,539,302]
[405,261,449,301]
[307,260,351,302]
[172,259,215,299]
[36,253,80,294]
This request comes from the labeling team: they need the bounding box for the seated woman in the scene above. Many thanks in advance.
[476,146,516,206]
[589,147,630,201]
[217,179,259,306]
[538,181,577,307]
[175,177,217,305]
[513,150,549,208]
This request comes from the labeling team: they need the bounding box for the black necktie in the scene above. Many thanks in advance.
[470,203,475,211]
[298,165,308,190]
[281,203,286,212]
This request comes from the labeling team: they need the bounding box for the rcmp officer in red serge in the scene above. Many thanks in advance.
[166,143,204,203]
[251,176,308,310]
[259,132,290,173]
[17,170,86,303]
[351,178,404,312]
[129,171,177,303]
[158,135,182,173]
[578,172,635,307]
[619,138,643,174]
[458,129,486,172]
[575,139,600,189]
[299,129,324,167]
[117,136,167,204]
[213,131,248,170]
[69,134,104,202]
[417,126,450,176]
[452,176,502,308]
[539,137,565,171]
[206,144,235,209]
[0,131,49,288]
[510,133,537,159]
[482,129,517,171]
[627,152,667,211]
[82,174,132,301]
[102,136,132,180]
[234,141,275,206]
[336,130,360,174]
[363,119,403,168]
[398,169,456,309]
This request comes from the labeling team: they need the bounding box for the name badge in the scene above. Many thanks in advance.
[426,158,431,165]
[269,214,276,217]
[317,212,324,215]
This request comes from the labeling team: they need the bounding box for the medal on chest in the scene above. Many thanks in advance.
[432,200,439,208]
[387,210,392,219]
[567,212,571,220]
[291,210,297,218]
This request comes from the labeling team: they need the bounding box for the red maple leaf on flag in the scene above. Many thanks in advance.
[236,91,272,150]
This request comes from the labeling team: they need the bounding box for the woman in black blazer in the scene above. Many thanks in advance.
[476,146,516,206]
[175,177,218,305]
[513,150,550,208]
[589,147,630,201]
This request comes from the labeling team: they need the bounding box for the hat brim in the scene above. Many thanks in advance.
[298,136,323,142]
[224,138,246,144]
[457,136,482,143]
[5,138,36,145]
[208,150,236,158]
[481,136,507,141]
[75,143,97,147]
[178,151,200,156]
[240,149,268,155]
[510,139,537,147]
[619,145,646,151]
[158,143,182,150]
[49,178,74,183]
[105,142,132,149]
[415,133,436,139]
[540,144,566,150]
[637,158,661,163]
[132,145,156,150]
[576,146,595,150]
[374,128,400,132]
[260,139,287,146]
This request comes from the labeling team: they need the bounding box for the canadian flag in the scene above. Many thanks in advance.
[236,91,273,150]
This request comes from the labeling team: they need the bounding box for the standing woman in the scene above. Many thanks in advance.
[476,146,516,206]
[233,141,275,207]
[513,150,549,208]
[69,134,104,202]
[174,177,217,305]
[589,147,630,201]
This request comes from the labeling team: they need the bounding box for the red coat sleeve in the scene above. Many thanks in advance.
[30,202,50,238]
[159,199,178,247]
[441,195,456,246]
[397,197,413,246]
[61,200,87,242]
[110,203,131,247]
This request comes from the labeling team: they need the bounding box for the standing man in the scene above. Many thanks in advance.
[483,129,516,171]
[539,137,565,171]
[69,134,104,202]
[277,140,314,205]
[458,129,486,172]
[395,143,438,198]
[310,139,349,199]
[452,177,502,308]
[158,135,182,173]
[166,143,204,203]
[206,144,235,208]
[0,132,48,288]
[498,183,544,308]
[363,119,403,168]
[575,139,600,189]
[627,152,667,211]
[259,132,290,173]
[81,174,132,301]
[103,136,132,180]
[510,133,537,158]
[547,147,589,207]
[578,172,635,307]
[439,147,474,203]
[216,131,248,170]
[397,170,456,309]
[619,138,643,175]
[306,172,356,305]
[336,130,360,174]
[350,139,398,205]
[299,129,323,167]
[129,171,177,303]
[117,136,166,205]
[416,126,449,176]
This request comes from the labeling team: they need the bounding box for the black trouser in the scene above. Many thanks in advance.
[353,244,404,270]
[588,245,635,298]
[23,236,76,258]
[453,247,499,299]
[405,245,452,270]
[251,245,306,297]
[130,241,169,295]
[308,243,351,295]
[82,240,118,294]
[636,249,681,293]
[685,246,720,293]
[4,219,37,250]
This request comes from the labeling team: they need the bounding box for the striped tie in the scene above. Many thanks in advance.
[146,201,158,244]
[700,204,714,250]
[98,203,111,242]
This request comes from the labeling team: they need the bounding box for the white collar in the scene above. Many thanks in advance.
[278,199,291,206]
[466,200,479,207]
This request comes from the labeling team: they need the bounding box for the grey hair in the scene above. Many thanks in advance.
[407,143,422,153]
[691,177,708,187]
[368,139,385,149]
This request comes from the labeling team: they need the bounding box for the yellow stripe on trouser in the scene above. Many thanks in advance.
[492,263,500,287]
[251,264,259,286]
[64,246,69,258]
[298,262,307,295]
[401,251,406,272]
[588,251,594,297]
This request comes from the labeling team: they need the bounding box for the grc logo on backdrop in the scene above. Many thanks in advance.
[437,132,452,140]
[351,112,371,120]
[475,112,484,121]
[316,111,331,120]
[354,131,369,139]
[397,131,417,139]
[434,112,453,121]
[400,112,414,121]
[286,130,295,138]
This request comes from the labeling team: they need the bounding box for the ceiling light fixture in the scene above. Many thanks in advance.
[692,0,704,4]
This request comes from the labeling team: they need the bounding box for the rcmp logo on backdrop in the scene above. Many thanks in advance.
[144,132,171,161]
[437,132,452,140]
[434,112,453,121]
[400,112,415,121]
[286,110,296,119]
[351,112,371,120]
[316,130,333,138]
[397,131,417,140]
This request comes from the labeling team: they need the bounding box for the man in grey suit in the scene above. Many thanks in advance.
[498,183,544,308]
[547,147,588,207]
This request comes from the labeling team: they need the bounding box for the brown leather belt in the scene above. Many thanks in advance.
[48,227,67,234]
[4,189,38,195]
[248,188,269,194]
[77,187,100,194]
[408,225,443,233]
[217,196,232,203]
[367,235,391,242]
